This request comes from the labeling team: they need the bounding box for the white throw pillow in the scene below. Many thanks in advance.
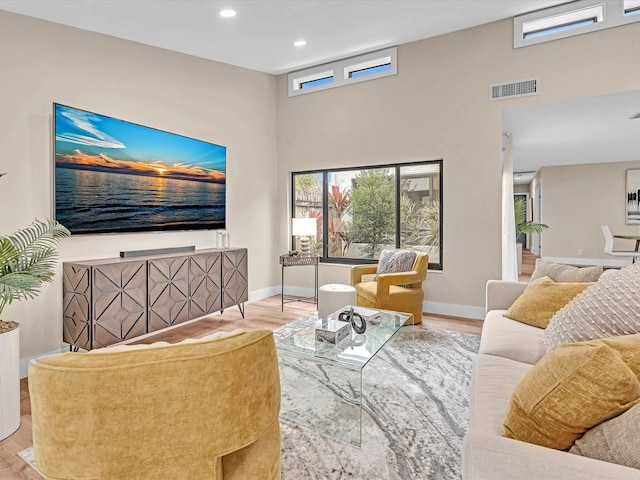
[530,259,603,283]
[570,403,640,469]
[542,264,640,352]
[376,249,416,278]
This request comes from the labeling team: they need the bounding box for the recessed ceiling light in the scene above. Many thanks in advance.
[220,9,236,18]
[294,40,306,47]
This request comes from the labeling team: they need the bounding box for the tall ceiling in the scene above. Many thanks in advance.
[0,0,567,74]
[4,0,635,182]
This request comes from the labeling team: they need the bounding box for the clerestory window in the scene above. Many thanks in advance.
[288,47,397,97]
[514,0,640,48]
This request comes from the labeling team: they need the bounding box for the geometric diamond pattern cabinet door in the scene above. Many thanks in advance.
[222,248,248,313]
[148,256,190,332]
[189,252,222,319]
[92,261,147,349]
[62,263,92,350]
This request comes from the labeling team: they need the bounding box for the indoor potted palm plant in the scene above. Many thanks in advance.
[0,172,70,440]
[514,197,548,274]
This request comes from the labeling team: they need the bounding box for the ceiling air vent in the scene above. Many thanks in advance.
[489,77,539,101]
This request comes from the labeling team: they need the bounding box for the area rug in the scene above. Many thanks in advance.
[277,325,480,480]
[19,326,479,480]
[18,447,41,477]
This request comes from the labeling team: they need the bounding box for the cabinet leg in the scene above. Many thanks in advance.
[238,303,245,318]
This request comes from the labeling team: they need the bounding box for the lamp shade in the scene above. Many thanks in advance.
[292,217,317,237]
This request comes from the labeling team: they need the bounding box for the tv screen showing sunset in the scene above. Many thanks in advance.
[54,103,226,234]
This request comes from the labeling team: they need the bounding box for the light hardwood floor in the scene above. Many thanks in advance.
[0,295,482,480]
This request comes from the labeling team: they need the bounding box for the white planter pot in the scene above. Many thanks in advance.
[0,325,20,441]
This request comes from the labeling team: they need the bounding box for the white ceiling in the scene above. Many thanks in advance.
[0,0,567,75]
[504,89,640,184]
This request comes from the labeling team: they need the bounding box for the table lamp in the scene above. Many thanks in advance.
[292,217,317,255]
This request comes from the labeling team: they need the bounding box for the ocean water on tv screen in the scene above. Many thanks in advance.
[55,167,225,233]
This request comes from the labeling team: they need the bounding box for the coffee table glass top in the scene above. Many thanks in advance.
[275,307,411,369]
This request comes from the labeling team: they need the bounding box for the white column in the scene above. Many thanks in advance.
[502,133,518,281]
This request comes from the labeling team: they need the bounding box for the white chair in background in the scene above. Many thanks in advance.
[601,225,640,263]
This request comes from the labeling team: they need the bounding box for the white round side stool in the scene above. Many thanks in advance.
[317,284,357,319]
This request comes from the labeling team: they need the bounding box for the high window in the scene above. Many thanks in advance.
[625,0,640,15]
[288,47,397,97]
[291,161,443,270]
[514,0,640,48]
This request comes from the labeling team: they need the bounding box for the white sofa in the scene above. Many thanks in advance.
[462,280,640,480]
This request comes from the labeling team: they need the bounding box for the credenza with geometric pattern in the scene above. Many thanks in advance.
[62,248,248,350]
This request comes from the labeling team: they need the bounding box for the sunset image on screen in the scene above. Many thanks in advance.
[54,104,227,234]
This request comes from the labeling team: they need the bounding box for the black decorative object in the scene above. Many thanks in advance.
[338,307,367,334]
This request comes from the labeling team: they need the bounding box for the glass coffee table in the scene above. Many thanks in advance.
[274,307,412,445]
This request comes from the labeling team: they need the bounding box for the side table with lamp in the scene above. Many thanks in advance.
[281,217,319,310]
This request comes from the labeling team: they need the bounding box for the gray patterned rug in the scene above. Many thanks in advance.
[278,326,480,480]
[20,326,479,480]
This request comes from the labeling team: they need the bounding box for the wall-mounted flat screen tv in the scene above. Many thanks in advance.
[54,103,226,234]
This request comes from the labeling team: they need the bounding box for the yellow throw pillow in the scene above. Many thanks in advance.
[503,339,640,450]
[598,334,640,379]
[504,276,592,329]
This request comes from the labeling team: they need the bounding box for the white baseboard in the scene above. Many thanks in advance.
[542,256,631,268]
[281,286,316,298]
[282,287,485,321]
[423,301,485,321]
[248,286,281,302]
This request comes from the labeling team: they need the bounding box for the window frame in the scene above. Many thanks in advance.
[291,160,443,271]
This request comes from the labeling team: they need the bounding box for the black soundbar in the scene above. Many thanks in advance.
[119,245,196,258]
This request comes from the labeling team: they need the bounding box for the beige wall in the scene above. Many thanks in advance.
[540,161,640,263]
[276,18,640,316]
[0,10,279,363]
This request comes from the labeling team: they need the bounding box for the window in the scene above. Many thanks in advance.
[625,0,640,15]
[291,160,443,270]
[348,63,391,79]
[344,54,393,79]
[301,76,333,89]
[514,0,640,48]
[292,69,334,91]
[522,4,604,40]
[288,47,397,97]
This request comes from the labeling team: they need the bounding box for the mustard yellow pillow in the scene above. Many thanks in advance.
[503,338,640,450]
[504,276,592,328]
[598,334,640,379]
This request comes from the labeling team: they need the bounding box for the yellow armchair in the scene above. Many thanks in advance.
[28,330,281,480]
[350,252,428,324]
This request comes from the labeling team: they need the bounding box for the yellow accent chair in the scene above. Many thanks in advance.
[28,330,281,480]
[350,252,428,324]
